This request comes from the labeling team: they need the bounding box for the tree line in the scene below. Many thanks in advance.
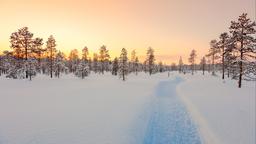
[0,13,255,87]
[0,27,169,81]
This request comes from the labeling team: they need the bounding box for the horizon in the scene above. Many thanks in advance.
[0,0,255,64]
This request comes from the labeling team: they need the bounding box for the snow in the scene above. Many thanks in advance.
[177,72,256,144]
[0,72,255,144]
[0,73,167,144]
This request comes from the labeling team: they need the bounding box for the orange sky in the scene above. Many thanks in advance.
[0,0,255,64]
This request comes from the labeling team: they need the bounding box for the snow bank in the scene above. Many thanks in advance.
[177,72,255,144]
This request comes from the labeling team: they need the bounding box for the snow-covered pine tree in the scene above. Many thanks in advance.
[207,40,219,75]
[75,61,90,79]
[146,47,155,75]
[2,51,16,77]
[119,48,128,81]
[112,57,118,75]
[46,35,57,78]
[229,13,256,88]
[134,56,139,75]
[225,41,237,78]
[25,58,37,80]
[10,27,34,78]
[218,32,229,79]
[92,53,100,73]
[98,45,110,74]
[54,51,67,78]
[188,49,197,75]
[68,49,79,73]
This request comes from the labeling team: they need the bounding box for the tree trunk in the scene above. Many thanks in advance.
[122,72,125,81]
[212,54,215,75]
[25,39,28,79]
[238,51,243,88]
[50,54,53,78]
[222,46,225,79]
[227,68,230,78]
[203,65,205,75]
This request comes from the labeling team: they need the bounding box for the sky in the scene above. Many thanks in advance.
[0,0,255,64]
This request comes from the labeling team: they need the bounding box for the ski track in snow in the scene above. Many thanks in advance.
[143,77,202,144]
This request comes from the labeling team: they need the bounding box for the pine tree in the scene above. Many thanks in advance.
[119,48,128,81]
[26,58,37,80]
[229,13,256,88]
[92,53,99,73]
[68,49,79,73]
[130,50,136,73]
[33,37,44,72]
[134,56,139,75]
[46,35,57,78]
[200,57,206,75]
[82,46,89,62]
[98,45,110,74]
[207,40,219,75]
[54,51,66,78]
[218,32,229,79]
[225,41,236,78]
[10,27,34,78]
[188,49,197,75]
[75,61,90,79]
[146,47,155,75]
[112,57,119,75]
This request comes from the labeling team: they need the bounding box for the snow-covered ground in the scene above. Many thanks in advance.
[0,72,255,144]
[177,72,255,144]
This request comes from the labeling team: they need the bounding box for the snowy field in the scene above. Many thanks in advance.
[0,72,255,144]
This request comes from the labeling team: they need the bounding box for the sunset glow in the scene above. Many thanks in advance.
[0,0,255,64]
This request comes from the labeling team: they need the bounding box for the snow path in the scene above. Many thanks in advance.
[143,77,202,144]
